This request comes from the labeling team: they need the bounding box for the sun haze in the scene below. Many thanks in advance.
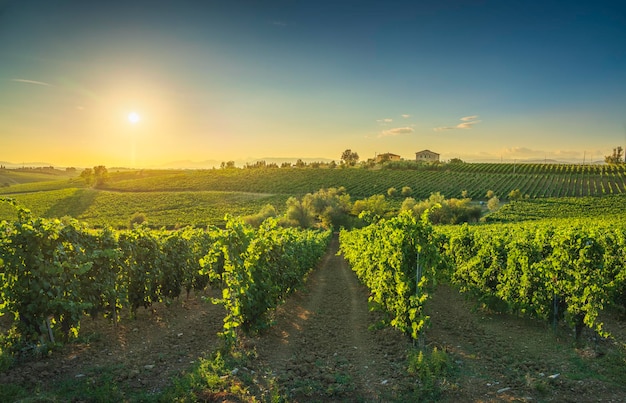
[128,112,141,124]
[1,0,625,168]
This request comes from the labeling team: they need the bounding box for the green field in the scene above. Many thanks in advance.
[2,163,626,227]
[98,163,626,200]
[485,194,626,222]
[0,188,288,228]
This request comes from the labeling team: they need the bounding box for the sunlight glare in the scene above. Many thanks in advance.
[128,112,141,124]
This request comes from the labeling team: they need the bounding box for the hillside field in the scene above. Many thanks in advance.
[3,163,626,227]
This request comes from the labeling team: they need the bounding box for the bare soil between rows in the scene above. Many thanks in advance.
[2,234,626,402]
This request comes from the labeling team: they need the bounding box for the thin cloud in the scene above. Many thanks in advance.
[456,120,481,129]
[376,118,393,123]
[11,78,51,86]
[379,126,414,138]
[434,115,480,131]
[401,114,411,118]
[460,115,478,121]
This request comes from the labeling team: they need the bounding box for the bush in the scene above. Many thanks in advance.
[487,196,500,211]
[129,212,146,227]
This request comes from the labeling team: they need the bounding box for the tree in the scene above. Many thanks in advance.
[449,158,464,164]
[401,186,412,197]
[485,190,495,199]
[243,204,278,227]
[400,197,417,212]
[302,187,351,228]
[387,187,397,197]
[284,197,314,228]
[351,194,389,220]
[487,196,500,211]
[605,146,624,164]
[93,165,109,187]
[508,189,522,200]
[461,190,469,199]
[80,168,94,185]
[295,159,306,168]
[129,212,146,228]
[341,149,359,166]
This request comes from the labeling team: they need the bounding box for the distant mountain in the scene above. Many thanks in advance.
[0,161,55,168]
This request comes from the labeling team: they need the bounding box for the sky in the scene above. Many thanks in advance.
[1,0,625,168]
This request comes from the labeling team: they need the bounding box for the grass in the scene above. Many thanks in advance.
[1,189,289,228]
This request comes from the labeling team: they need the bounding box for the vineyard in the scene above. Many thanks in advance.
[485,194,626,222]
[1,164,626,401]
[0,201,329,348]
[443,220,626,339]
[3,163,626,229]
[96,163,626,200]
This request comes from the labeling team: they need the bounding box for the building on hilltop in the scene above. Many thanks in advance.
[415,149,440,162]
[375,152,402,163]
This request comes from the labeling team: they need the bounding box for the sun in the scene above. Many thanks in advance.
[128,112,141,124]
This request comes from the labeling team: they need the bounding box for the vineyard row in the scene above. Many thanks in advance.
[0,202,330,348]
[339,212,626,341]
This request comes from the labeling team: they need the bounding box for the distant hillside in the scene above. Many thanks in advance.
[0,168,78,188]
[3,162,626,228]
[100,162,626,200]
[0,161,55,168]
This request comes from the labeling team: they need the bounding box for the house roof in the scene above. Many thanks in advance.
[416,149,440,155]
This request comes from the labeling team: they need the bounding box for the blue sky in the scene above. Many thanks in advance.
[1,0,625,167]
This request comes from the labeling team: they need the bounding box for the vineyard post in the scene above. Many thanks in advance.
[416,251,422,297]
[416,250,425,349]
[552,293,559,332]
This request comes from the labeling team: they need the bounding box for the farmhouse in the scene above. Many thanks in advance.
[375,153,401,163]
[415,149,440,162]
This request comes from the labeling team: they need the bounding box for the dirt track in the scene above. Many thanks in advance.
[249,234,416,401]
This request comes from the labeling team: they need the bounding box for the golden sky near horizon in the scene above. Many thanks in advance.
[1,1,625,168]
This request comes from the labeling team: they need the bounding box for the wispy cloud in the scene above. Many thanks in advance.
[379,126,414,138]
[376,118,393,123]
[401,114,411,118]
[11,78,51,86]
[434,115,481,131]
[460,115,478,121]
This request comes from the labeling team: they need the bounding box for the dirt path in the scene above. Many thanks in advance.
[0,288,226,396]
[427,284,626,402]
[249,234,416,401]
